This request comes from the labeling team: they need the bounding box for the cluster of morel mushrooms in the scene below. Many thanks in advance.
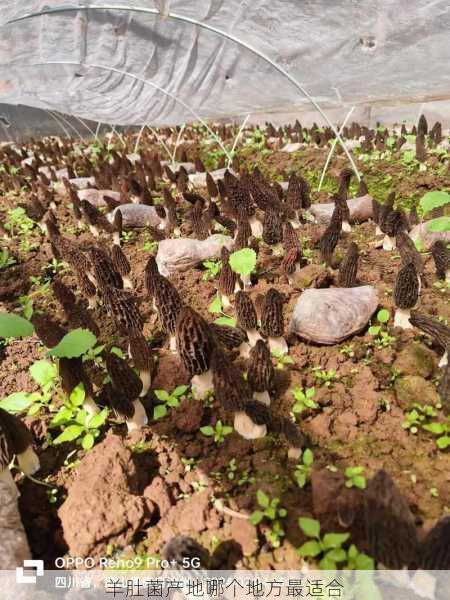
[0,119,448,545]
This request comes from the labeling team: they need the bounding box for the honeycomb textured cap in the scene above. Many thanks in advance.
[409,311,450,350]
[111,244,131,276]
[235,291,257,330]
[394,261,419,309]
[102,286,143,333]
[105,352,143,400]
[176,306,215,376]
[337,242,359,287]
[247,339,274,393]
[129,328,153,371]
[210,347,250,412]
[261,288,285,337]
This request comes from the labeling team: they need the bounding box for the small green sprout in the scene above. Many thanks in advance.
[368,309,396,348]
[227,458,238,480]
[153,385,189,420]
[250,490,287,548]
[202,259,222,281]
[293,448,314,488]
[0,247,16,269]
[200,420,233,444]
[272,349,294,370]
[345,466,367,490]
[312,368,337,386]
[340,344,355,358]
[292,386,318,416]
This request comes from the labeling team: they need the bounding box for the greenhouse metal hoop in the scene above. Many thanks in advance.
[4,4,361,180]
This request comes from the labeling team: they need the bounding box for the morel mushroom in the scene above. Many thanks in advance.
[364,470,419,569]
[396,231,423,282]
[162,536,210,570]
[206,172,218,199]
[336,168,353,232]
[52,279,77,314]
[337,242,359,287]
[380,207,408,251]
[152,272,184,353]
[420,516,450,569]
[102,285,143,334]
[393,261,419,329]
[75,268,97,309]
[218,247,238,310]
[271,414,307,461]
[262,206,283,254]
[318,205,342,266]
[176,307,215,400]
[410,311,450,368]
[105,352,147,431]
[128,328,153,397]
[89,246,123,291]
[112,209,123,246]
[247,339,274,406]
[210,347,266,440]
[438,362,449,408]
[235,291,262,353]
[431,240,449,283]
[210,323,247,351]
[280,246,302,284]
[59,357,99,415]
[260,288,287,355]
[111,244,132,289]
[80,200,111,237]
[285,173,303,228]
[0,408,40,495]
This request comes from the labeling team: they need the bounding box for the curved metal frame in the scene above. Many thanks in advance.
[3,4,360,180]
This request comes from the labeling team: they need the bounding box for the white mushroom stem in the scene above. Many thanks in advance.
[17,447,40,476]
[221,294,232,311]
[113,231,121,245]
[246,328,262,347]
[394,307,412,330]
[234,412,267,440]
[446,269,450,285]
[191,369,214,400]
[375,225,382,236]
[288,263,302,286]
[83,395,100,416]
[157,218,169,231]
[268,336,289,355]
[272,243,284,257]
[88,296,97,310]
[0,467,19,498]
[382,235,396,251]
[127,399,148,432]
[50,200,57,211]
[139,370,151,397]
[131,195,139,204]
[439,350,448,368]
[253,390,271,406]
[289,213,301,229]
[169,335,177,354]
[342,220,352,233]
[241,274,252,290]
[122,275,133,289]
[249,215,263,238]
[287,446,302,461]
[87,272,97,286]
[39,222,47,235]
[77,219,84,230]
[174,227,181,237]
[89,224,100,238]
[238,341,251,359]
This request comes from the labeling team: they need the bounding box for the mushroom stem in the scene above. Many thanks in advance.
[287,446,302,461]
[191,369,214,400]
[113,231,121,246]
[77,219,84,230]
[169,335,177,354]
[221,294,232,311]
[342,220,352,233]
[249,215,263,238]
[394,308,412,330]
[446,269,450,285]
[174,227,181,237]
[375,225,382,236]
[234,412,267,439]
[241,274,252,290]
[253,390,271,406]
[126,399,148,432]
[17,446,40,475]
[0,467,19,497]
[139,370,151,397]
[382,235,396,251]
[247,328,262,347]
[289,213,301,230]
[238,341,251,359]
[122,276,133,289]
[83,395,100,416]
[89,224,100,238]
[268,336,288,355]
[273,243,284,257]
[88,296,98,310]
[439,350,448,368]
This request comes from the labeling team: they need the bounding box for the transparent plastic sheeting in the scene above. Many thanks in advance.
[2,569,450,600]
[1,1,450,133]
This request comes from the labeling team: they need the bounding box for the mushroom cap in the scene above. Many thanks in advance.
[381,209,408,237]
[243,398,271,425]
[111,244,131,276]
[206,172,218,198]
[247,339,274,393]
[431,240,449,279]
[281,246,302,275]
[153,276,184,335]
[420,516,450,569]
[364,470,419,569]
[337,242,359,287]
[99,382,135,420]
[270,415,307,449]
[102,286,143,333]
[190,200,209,240]
[396,231,423,274]
[176,306,215,376]
[418,113,428,136]
[31,313,67,347]
[261,288,285,338]
[76,268,97,298]
[59,357,93,398]
[0,408,33,469]
[210,323,247,350]
[65,248,91,273]
[286,173,302,211]
[234,216,252,250]
[334,191,350,222]
[262,206,282,246]
[218,258,237,296]
[235,291,258,330]
[105,352,143,399]
[282,222,301,252]
[162,536,209,569]
[210,347,249,412]
[394,261,419,309]
[129,328,153,371]
[89,246,123,290]
[358,178,369,196]
[409,311,450,350]
[113,209,123,234]
[52,280,77,310]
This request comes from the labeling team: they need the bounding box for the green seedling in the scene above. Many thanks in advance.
[227,458,238,480]
[298,517,374,569]
[4,207,35,237]
[200,420,233,444]
[292,386,318,416]
[312,368,337,386]
[340,344,355,358]
[402,403,438,434]
[422,417,450,450]
[181,457,197,472]
[368,309,396,348]
[0,247,16,269]
[53,407,109,450]
[202,259,221,281]
[120,231,135,243]
[293,448,314,488]
[208,296,237,328]
[272,349,294,370]
[345,466,367,490]
[153,385,189,420]
[82,344,106,366]
[250,490,287,548]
